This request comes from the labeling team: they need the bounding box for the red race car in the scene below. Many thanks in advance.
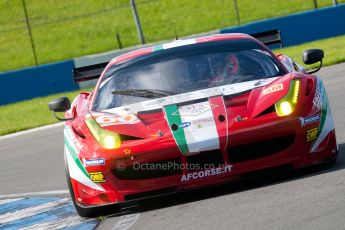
[49,30,338,217]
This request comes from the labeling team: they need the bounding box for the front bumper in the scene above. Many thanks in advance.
[69,114,337,207]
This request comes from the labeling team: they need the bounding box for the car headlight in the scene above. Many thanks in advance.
[85,118,121,149]
[275,80,300,117]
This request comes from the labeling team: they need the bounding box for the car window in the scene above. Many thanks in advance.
[93,40,286,111]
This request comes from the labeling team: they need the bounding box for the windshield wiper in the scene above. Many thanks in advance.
[111,89,176,99]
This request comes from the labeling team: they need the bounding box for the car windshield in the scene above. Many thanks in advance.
[93,39,286,111]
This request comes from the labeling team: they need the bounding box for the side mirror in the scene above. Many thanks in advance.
[48,97,73,121]
[302,49,324,74]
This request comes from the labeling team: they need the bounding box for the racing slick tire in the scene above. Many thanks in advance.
[63,154,121,217]
[64,156,98,217]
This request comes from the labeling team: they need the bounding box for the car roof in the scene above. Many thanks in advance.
[109,33,256,65]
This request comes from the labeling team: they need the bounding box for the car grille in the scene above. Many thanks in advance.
[125,187,177,201]
[112,157,182,180]
[186,150,224,170]
[227,134,296,163]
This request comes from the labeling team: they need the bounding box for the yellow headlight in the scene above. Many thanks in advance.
[275,80,300,117]
[276,101,292,116]
[103,135,118,149]
[85,118,121,149]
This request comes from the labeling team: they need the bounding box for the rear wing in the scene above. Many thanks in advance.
[73,62,108,83]
[250,29,283,48]
[73,30,282,83]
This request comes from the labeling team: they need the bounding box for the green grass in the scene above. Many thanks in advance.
[0,89,89,136]
[0,0,344,72]
[1,34,345,136]
[275,34,345,68]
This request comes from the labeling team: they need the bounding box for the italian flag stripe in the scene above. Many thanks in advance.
[64,127,105,192]
[311,79,335,152]
[209,96,228,150]
[64,136,90,179]
[165,101,222,155]
[164,104,189,155]
[318,83,327,135]
[153,45,163,52]
[180,102,219,153]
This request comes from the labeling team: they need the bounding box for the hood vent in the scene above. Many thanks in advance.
[255,105,276,118]
[120,134,144,141]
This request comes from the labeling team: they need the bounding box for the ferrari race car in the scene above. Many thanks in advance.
[49,30,338,217]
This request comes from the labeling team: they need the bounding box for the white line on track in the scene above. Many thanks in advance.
[112,214,141,230]
[20,215,89,230]
[0,198,24,205]
[0,122,64,140]
[0,190,69,199]
[0,198,69,224]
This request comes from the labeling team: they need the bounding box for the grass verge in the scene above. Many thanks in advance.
[275,34,345,68]
[1,34,345,136]
[1,0,344,72]
[0,89,88,136]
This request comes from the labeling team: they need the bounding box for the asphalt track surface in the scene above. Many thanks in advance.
[0,63,345,229]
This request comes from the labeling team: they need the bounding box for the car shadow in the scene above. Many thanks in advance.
[105,142,345,217]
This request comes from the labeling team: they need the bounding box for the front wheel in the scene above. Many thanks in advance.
[64,154,109,217]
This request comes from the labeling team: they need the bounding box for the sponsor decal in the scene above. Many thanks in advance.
[181,165,233,182]
[64,127,105,192]
[179,122,191,129]
[89,172,106,183]
[313,80,322,109]
[95,114,139,126]
[310,79,336,153]
[172,103,218,116]
[66,127,83,150]
[143,98,166,107]
[164,101,220,155]
[102,77,277,114]
[263,83,283,95]
[84,158,105,167]
[299,115,320,126]
[192,117,214,129]
[306,127,318,142]
[123,148,132,155]
[220,86,236,95]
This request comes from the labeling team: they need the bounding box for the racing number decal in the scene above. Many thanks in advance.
[95,114,139,126]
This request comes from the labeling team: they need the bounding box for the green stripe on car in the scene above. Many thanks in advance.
[164,104,189,155]
[64,127,90,179]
